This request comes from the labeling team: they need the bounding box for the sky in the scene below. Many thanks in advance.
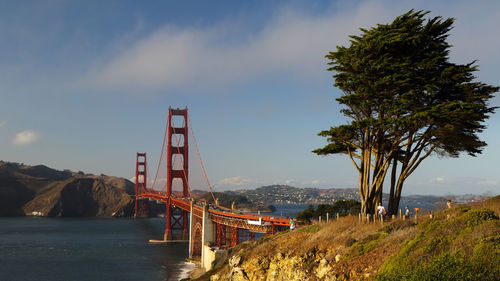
[1,0,499,196]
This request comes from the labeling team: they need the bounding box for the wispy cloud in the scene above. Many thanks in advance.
[81,2,400,93]
[12,130,40,146]
[477,180,499,186]
[430,177,447,184]
[215,176,256,187]
[79,0,500,94]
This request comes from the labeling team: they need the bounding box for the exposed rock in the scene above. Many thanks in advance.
[229,255,242,267]
[335,254,342,262]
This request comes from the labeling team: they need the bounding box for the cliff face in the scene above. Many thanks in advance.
[22,177,134,217]
[0,161,135,217]
[196,197,500,281]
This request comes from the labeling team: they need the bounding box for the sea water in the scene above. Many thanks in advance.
[0,205,319,281]
[0,217,189,281]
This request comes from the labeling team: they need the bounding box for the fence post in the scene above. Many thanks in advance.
[326,213,329,223]
[319,216,322,224]
[399,209,402,219]
[336,213,340,221]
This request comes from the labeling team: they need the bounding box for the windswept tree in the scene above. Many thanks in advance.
[314,10,498,215]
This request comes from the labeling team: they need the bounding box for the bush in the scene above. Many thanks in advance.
[376,207,500,281]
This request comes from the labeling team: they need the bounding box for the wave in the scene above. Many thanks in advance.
[177,261,196,280]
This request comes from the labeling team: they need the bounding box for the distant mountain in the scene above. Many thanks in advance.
[0,161,140,217]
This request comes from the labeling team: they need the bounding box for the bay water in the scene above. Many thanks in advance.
[0,217,191,281]
[0,205,311,281]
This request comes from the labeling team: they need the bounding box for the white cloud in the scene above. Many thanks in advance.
[81,0,500,94]
[0,121,5,128]
[12,130,40,146]
[477,180,499,186]
[81,1,403,92]
[430,177,446,183]
[215,176,254,187]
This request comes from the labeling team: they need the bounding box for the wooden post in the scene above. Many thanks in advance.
[326,213,329,223]
[336,213,340,221]
[367,214,370,223]
[358,213,361,222]
[392,215,396,221]
[399,209,402,219]
[319,216,322,224]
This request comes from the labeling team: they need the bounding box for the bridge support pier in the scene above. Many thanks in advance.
[189,200,194,259]
[201,203,217,270]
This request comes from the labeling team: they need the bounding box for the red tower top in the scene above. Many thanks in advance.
[166,106,189,198]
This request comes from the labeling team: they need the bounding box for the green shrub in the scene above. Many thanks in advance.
[346,232,387,257]
[461,209,497,227]
[376,207,499,281]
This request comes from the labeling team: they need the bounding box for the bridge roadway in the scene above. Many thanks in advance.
[136,188,290,234]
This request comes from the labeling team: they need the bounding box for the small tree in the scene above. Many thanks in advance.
[314,10,498,215]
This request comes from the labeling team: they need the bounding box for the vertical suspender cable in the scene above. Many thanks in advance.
[187,112,217,203]
[151,117,169,191]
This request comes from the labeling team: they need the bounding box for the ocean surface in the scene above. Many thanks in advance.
[0,217,191,281]
[0,205,309,281]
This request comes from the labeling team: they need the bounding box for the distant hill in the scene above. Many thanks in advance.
[225,185,359,204]
[0,161,140,217]
[223,184,489,211]
[192,190,275,212]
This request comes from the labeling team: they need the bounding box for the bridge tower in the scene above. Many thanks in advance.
[165,106,190,241]
[134,152,147,217]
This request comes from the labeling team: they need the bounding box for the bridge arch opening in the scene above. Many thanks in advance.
[192,221,202,258]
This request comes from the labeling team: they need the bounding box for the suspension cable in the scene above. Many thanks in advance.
[151,117,169,191]
[187,112,217,203]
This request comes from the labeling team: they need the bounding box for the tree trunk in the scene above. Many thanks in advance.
[388,157,398,215]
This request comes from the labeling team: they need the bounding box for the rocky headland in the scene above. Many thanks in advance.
[192,196,500,281]
[0,161,136,217]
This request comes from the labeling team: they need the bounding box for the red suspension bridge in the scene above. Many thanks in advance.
[133,107,290,267]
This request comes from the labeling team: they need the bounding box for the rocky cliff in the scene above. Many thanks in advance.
[0,161,136,217]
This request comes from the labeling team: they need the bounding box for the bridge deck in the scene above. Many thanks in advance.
[137,190,290,233]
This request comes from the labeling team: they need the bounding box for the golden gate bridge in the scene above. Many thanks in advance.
[133,106,290,270]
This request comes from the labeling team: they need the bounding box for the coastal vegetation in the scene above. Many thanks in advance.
[314,10,499,215]
[296,200,361,224]
[193,196,500,281]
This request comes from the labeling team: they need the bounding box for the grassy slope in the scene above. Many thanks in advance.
[194,196,500,280]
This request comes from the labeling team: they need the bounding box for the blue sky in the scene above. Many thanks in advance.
[1,0,499,196]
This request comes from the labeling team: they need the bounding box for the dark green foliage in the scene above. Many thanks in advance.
[460,208,497,227]
[314,9,499,215]
[296,200,361,223]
